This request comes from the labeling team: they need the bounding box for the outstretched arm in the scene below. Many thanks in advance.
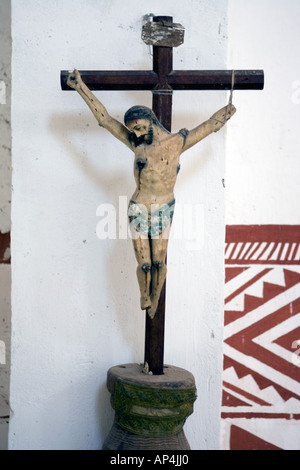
[181,104,236,153]
[67,69,132,150]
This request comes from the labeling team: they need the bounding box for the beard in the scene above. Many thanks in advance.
[129,125,154,147]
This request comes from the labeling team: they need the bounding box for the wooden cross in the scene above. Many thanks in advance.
[61,16,264,375]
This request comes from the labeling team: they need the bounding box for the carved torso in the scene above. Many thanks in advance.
[131,133,183,210]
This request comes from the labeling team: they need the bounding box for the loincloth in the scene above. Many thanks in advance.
[128,199,175,237]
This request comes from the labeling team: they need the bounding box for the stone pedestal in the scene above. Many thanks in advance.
[103,363,197,450]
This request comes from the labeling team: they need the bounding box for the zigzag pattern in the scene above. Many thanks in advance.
[225,241,300,264]
[221,226,300,450]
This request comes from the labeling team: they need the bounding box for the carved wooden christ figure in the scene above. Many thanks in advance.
[67,70,236,319]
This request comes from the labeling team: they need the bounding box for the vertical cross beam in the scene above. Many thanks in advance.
[152,17,173,130]
[144,16,173,375]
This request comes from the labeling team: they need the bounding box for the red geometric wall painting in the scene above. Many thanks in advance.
[221,225,300,450]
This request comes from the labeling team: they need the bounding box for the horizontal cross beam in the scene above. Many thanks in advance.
[61,69,264,91]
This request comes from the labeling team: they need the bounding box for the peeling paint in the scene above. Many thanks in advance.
[0,232,10,264]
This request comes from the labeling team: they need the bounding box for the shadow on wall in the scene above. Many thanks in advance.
[48,112,145,356]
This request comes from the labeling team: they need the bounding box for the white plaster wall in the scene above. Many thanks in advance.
[0,0,11,451]
[222,0,300,450]
[9,0,228,450]
[0,266,11,451]
[0,0,11,234]
[226,0,300,224]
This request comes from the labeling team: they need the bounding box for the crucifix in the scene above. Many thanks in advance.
[61,16,264,376]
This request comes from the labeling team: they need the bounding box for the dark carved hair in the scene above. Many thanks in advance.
[124,105,166,130]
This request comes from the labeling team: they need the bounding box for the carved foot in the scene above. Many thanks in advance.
[146,307,155,320]
[146,298,159,319]
[141,297,151,311]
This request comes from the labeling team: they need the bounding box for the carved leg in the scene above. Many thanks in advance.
[147,226,170,319]
[136,263,151,310]
[132,236,152,310]
[148,261,166,319]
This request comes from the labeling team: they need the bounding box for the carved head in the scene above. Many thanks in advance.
[124,106,162,146]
